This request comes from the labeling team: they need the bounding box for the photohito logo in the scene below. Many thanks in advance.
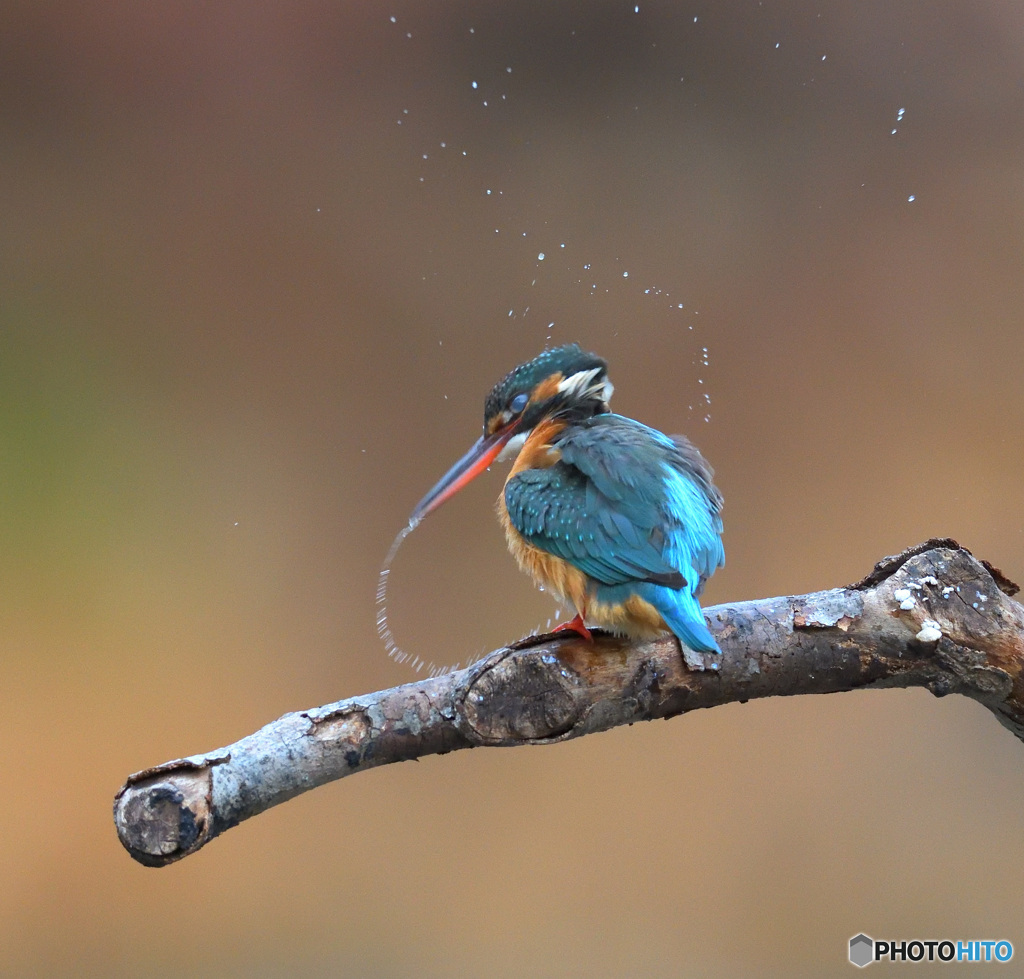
[849,934,1014,967]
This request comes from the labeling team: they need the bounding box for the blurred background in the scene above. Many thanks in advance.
[2,1,1023,975]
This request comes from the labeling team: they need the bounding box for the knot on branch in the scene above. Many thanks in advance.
[454,633,690,745]
[456,646,585,744]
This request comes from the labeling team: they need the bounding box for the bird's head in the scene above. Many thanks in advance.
[410,343,612,523]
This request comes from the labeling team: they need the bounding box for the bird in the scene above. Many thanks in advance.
[409,343,724,665]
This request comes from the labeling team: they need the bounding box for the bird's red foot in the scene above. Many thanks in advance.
[553,613,593,642]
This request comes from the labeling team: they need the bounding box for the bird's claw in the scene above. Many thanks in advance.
[553,613,593,642]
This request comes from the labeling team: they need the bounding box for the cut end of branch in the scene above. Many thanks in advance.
[113,760,220,867]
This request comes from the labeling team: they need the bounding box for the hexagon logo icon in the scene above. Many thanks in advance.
[849,934,874,968]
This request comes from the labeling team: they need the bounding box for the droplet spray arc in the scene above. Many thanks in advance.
[376,517,463,677]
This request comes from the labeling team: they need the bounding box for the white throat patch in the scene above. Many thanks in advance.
[497,430,529,462]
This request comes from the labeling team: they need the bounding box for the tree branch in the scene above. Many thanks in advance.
[114,539,1023,867]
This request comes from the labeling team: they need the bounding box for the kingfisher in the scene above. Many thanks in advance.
[410,344,724,665]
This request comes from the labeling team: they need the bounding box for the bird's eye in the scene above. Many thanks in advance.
[509,392,529,413]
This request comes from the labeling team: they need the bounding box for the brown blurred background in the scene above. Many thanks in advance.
[2,1,1023,975]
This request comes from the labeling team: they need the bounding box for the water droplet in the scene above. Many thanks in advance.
[538,252,545,261]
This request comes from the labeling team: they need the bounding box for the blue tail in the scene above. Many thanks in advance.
[635,582,720,653]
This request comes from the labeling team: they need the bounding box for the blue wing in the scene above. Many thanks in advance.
[504,413,724,614]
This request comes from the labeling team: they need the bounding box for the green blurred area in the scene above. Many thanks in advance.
[0,310,131,626]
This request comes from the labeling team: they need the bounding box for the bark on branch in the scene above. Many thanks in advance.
[114,539,1023,867]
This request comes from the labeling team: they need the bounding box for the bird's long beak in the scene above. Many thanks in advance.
[410,421,521,524]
